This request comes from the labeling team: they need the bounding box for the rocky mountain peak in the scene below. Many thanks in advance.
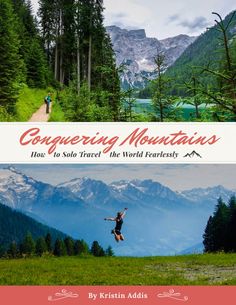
[106,25,196,88]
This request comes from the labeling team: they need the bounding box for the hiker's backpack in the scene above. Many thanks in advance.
[44,97,48,104]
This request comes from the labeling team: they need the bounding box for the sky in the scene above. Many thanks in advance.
[30,0,235,39]
[1,164,236,191]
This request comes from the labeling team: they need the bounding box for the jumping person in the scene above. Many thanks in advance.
[104,208,128,242]
[45,93,52,114]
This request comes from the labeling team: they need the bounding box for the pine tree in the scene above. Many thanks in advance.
[90,241,105,257]
[74,239,89,255]
[12,0,48,88]
[203,197,229,252]
[64,237,74,256]
[38,0,57,65]
[0,0,22,113]
[35,237,47,256]
[7,241,19,258]
[45,233,52,252]
[53,238,67,256]
[21,232,35,256]
[226,196,236,252]
[203,216,214,252]
[105,245,114,257]
[151,53,177,122]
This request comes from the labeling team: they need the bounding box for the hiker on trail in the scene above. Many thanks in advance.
[45,93,52,114]
[104,208,128,242]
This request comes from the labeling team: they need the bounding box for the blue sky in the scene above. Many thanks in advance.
[31,0,235,39]
[1,164,236,191]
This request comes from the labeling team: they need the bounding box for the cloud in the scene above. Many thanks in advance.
[167,14,210,32]
[178,16,210,31]
[167,14,181,23]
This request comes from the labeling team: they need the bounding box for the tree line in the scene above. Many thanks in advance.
[203,196,236,253]
[0,0,120,121]
[2,232,114,258]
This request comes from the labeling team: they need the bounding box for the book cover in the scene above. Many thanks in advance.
[0,0,236,304]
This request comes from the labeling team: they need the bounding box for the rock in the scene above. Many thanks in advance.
[106,25,196,89]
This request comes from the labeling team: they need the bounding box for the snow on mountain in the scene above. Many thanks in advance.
[0,167,39,210]
[106,25,196,89]
[0,166,84,213]
[58,177,115,205]
[181,185,235,206]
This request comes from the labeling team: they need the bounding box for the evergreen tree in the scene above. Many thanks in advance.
[21,232,35,256]
[105,245,114,257]
[226,196,236,252]
[0,0,22,113]
[45,233,52,252]
[35,237,47,256]
[0,245,5,257]
[38,0,58,65]
[7,241,19,258]
[211,197,229,252]
[203,197,229,252]
[203,216,214,252]
[90,241,105,257]
[151,53,177,122]
[121,86,136,121]
[64,237,74,256]
[53,238,67,256]
[12,0,48,88]
[74,239,89,255]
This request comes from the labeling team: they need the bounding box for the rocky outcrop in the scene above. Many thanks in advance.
[106,25,196,88]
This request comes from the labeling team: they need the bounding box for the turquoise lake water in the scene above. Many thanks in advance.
[135,99,207,120]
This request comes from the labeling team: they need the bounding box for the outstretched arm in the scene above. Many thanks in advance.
[104,217,116,221]
[120,208,128,219]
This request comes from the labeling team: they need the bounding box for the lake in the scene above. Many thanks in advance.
[135,99,208,120]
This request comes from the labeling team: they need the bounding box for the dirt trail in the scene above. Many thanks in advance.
[28,104,51,122]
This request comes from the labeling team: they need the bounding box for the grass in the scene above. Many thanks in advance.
[15,85,54,121]
[0,253,236,285]
[49,100,66,122]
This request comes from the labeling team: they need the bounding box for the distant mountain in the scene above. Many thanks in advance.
[178,243,204,255]
[1,167,235,256]
[0,202,66,251]
[181,185,235,207]
[106,25,196,89]
[0,166,85,212]
[0,167,87,239]
[165,10,236,95]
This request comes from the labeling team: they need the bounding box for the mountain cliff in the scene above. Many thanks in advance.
[106,25,196,89]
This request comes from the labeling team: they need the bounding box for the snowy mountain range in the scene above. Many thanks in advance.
[106,26,196,89]
[0,167,235,256]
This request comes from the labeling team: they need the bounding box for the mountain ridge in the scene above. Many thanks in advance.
[165,10,236,95]
[106,25,196,89]
[0,202,67,251]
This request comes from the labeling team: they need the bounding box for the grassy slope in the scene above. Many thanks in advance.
[49,101,66,122]
[0,254,236,285]
[15,86,53,121]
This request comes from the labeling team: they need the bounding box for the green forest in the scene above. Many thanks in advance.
[0,0,120,122]
[0,202,113,258]
[0,0,235,122]
[203,196,236,253]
